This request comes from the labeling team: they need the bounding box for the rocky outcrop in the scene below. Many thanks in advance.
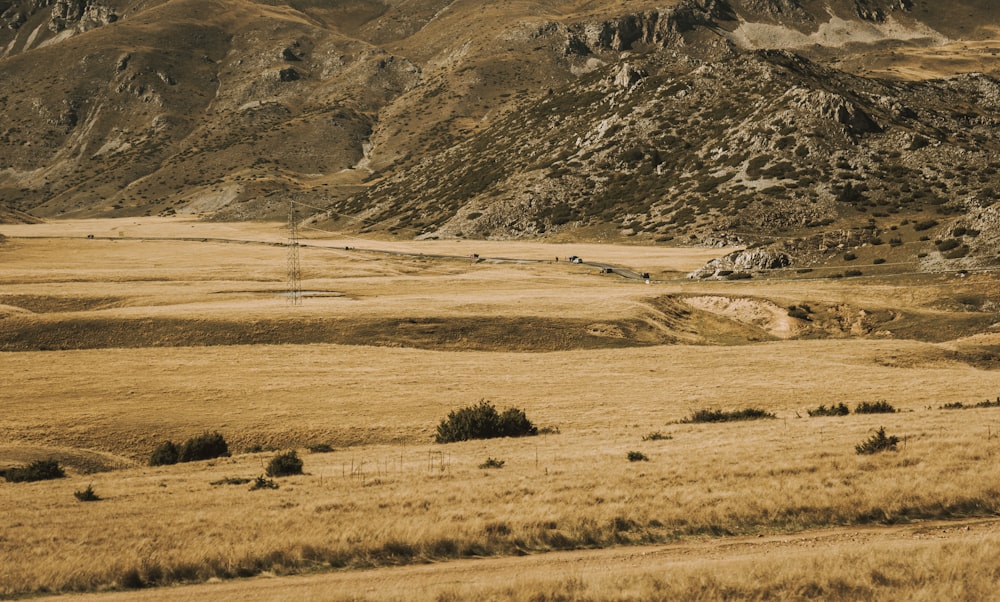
[612,63,647,88]
[50,0,117,33]
[688,248,792,279]
[567,0,732,53]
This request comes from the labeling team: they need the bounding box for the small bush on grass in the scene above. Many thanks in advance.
[74,484,100,502]
[681,408,776,423]
[307,443,334,453]
[178,432,229,462]
[149,441,179,466]
[642,431,672,441]
[479,457,505,469]
[436,400,538,443]
[977,398,1000,408]
[855,400,897,414]
[808,403,850,417]
[266,451,303,477]
[856,427,900,455]
[627,451,649,462]
[2,459,65,482]
[249,476,279,490]
[942,398,1000,410]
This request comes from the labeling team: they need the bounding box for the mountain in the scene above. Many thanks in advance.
[1,0,999,268]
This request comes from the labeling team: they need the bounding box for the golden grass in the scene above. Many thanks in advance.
[2,219,999,598]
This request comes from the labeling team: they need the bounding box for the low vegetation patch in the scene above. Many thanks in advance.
[210,477,253,486]
[808,403,850,417]
[856,427,900,455]
[478,457,505,469]
[73,484,100,502]
[941,398,1000,410]
[642,431,672,441]
[627,451,649,462]
[2,459,65,483]
[436,400,538,443]
[249,476,279,491]
[681,408,776,423]
[855,400,897,414]
[266,451,303,477]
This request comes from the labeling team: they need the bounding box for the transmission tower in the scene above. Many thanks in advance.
[286,201,302,305]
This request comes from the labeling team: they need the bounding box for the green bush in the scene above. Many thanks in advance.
[855,400,897,414]
[178,432,229,462]
[2,459,65,482]
[435,400,538,443]
[266,451,303,477]
[856,427,900,455]
[149,441,179,466]
[808,403,850,417]
[682,408,776,423]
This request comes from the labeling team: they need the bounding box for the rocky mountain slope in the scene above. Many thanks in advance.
[1,0,998,269]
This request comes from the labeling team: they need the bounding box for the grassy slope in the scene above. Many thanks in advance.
[1,220,999,597]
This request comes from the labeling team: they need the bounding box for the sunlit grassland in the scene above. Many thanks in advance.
[1,219,999,597]
[2,340,1000,596]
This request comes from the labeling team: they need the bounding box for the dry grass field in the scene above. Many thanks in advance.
[2,218,1000,600]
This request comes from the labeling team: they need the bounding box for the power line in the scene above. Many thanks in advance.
[287,201,302,306]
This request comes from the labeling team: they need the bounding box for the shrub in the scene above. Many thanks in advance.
[435,400,537,443]
[787,306,811,321]
[178,432,229,462]
[808,403,850,417]
[627,451,649,462]
[725,272,752,280]
[936,238,961,252]
[2,459,65,482]
[682,408,776,423]
[479,457,505,469]
[856,427,900,455]
[855,400,897,414]
[642,431,672,441]
[844,269,863,277]
[149,441,179,466]
[74,484,100,502]
[873,258,886,265]
[307,443,334,454]
[913,219,938,231]
[249,475,279,490]
[844,252,857,261]
[266,451,303,477]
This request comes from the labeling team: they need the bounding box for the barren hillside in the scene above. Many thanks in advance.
[1,0,999,267]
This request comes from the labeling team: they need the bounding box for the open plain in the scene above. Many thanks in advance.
[2,218,1000,600]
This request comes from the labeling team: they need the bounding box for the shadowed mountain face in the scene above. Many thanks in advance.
[1,0,998,264]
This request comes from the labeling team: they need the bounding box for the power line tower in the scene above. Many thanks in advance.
[286,201,302,305]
